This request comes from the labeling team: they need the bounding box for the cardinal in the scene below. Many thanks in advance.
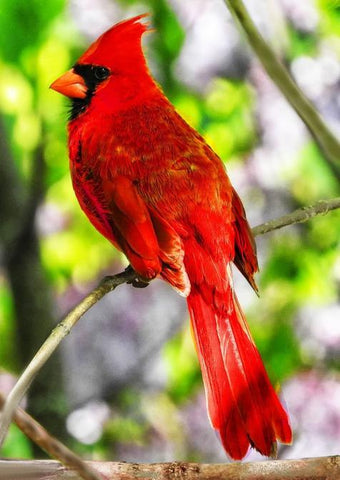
[50,14,292,459]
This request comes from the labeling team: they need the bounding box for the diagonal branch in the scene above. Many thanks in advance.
[0,393,106,480]
[252,197,340,236]
[1,197,339,456]
[224,0,340,180]
[0,269,137,449]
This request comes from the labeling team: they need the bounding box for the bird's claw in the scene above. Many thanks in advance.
[130,277,150,288]
[125,265,150,288]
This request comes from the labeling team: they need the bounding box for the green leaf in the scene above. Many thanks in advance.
[1,424,33,458]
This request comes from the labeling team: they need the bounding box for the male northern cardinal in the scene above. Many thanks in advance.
[51,14,292,459]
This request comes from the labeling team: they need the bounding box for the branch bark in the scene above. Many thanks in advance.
[224,0,340,180]
[252,197,340,236]
[1,456,340,480]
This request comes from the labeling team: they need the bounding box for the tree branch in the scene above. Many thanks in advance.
[224,0,340,180]
[0,393,105,480]
[252,197,340,237]
[1,197,339,451]
[0,269,137,449]
[1,456,340,479]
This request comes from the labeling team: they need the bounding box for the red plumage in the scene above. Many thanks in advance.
[51,15,292,459]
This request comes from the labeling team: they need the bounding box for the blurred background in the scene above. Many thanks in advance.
[0,0,340,463]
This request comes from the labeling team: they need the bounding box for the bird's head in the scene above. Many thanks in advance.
[50,14,154,118]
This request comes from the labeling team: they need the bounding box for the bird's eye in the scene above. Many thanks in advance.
[93,66,110,81]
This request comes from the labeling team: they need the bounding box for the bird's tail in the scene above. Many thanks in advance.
[187,275,292,460]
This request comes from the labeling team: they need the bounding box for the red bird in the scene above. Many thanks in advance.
[51,15,292,459]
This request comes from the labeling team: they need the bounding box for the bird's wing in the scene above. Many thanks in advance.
[103,175,190,295]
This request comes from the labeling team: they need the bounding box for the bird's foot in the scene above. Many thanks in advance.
[125,265,150,289]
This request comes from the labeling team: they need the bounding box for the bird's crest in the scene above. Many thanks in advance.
[78,14,150,70]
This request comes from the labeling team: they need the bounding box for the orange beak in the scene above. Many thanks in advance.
[50,69,87,99]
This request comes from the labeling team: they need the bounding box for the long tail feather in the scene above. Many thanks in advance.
[187,275,292,460]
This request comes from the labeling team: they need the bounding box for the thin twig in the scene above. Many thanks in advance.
[252,197,340,237]
[0,197,339,456]
[224,0,340,180]
[0,393,105,480]
[0,269,137,448]
[1,456,340,480]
